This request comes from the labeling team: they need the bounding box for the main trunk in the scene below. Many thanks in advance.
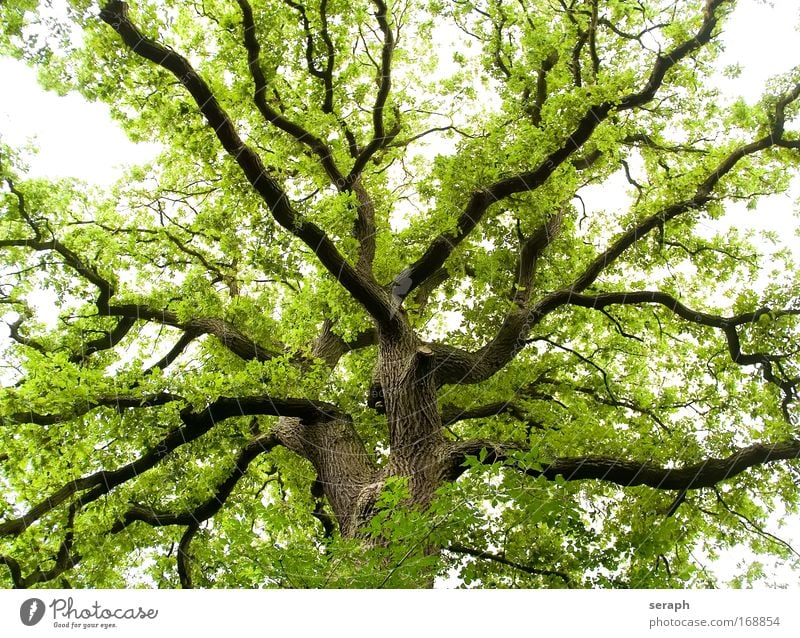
[378,324,447,508]
[272,318,451,542]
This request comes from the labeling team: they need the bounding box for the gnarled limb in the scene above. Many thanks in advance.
[443,438,800,490]
[390,0,731,303]
[0,395,338,537]
[100,1,394,325]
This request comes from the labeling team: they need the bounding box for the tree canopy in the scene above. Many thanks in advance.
[1,0,799,588]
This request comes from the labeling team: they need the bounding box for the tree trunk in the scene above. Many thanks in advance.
[378,324,446,509]
[274,316,451,559]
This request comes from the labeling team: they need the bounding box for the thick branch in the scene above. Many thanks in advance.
[144,330,197,373]
[445,438,800,490]
[2,393,182,426]
[100,1,393,324]
[74,316,136,362]
[15,505,81,588]
[0,555,23,588]
[0,237,115,312]
[565,87,800,296]
[0,395,334,536]
[391,0,730,301]
[177,522,199,589]
[353,179,377,274]
[535,290,799,407]
[431,95,800,388]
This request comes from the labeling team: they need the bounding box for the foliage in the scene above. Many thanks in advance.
[1,0,800,588]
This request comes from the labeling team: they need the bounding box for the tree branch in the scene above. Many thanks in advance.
[235,0,346,185]
[440,401,543,429]
[100,1,394,325]
[711,486,800,559]
[346,0,398,182]
[512,212,564,306]
[447,543,570,584]
[111,433,279,532]
[0,395,337,536]
[390,0,731,302]
[430,76,800,389]
[563,84,800,296]
[533,290,799,410]
[445,438,800,491]
[177,522,199,589]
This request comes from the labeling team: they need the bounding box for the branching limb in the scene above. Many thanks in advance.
[2,392,182,426]
[235,0,346,185]
[563,81,800,296]
[14,505,81,588]
[0,396,338,536]
[6,314,47,354]
[533,290,800,411]
[390,0,731,302]
[444,438,800,491]
[346,0,399,182]
[1,190,286,364]
[430,73,800,388]
[106,305,285,362]
[512,212,564,306]
[100,1,394,325]
[0,555,23,588]
[143,330,198,373]
[74,317,137,362]
[112,432,280,532]
[0,237,115,312]
[352,179,377,274]
[447,543,570,584]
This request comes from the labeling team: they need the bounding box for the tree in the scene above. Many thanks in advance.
[0,0,799,589]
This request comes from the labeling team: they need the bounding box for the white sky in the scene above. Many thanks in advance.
[1,0,799,587]
[0,63,158,183]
